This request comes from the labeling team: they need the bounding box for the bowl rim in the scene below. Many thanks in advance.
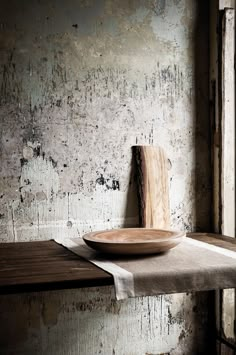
[83,228,186,244]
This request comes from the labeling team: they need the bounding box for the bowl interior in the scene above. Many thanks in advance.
[83,228,185,244]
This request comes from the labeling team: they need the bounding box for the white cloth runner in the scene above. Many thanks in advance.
[55,237,135,300]
[55,236,236,300]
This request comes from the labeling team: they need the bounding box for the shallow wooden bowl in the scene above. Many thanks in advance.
[83,228,185,255]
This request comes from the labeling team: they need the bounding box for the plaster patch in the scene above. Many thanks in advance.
[20,155,59,201]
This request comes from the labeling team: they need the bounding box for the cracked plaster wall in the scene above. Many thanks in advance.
[0,0,212,354]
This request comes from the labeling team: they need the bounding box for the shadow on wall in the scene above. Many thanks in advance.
[194,0,212,232]
[194,2,216,354]
[124,148,139,227]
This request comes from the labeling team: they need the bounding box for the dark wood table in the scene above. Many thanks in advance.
[0,233,235,295]
[0,240,113,294]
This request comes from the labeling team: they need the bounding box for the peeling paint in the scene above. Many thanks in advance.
[0,0,211,354]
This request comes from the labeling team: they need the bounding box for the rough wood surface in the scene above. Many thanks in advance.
[0,241,113,294]
[135,146,170,229]
[188,233,236,251]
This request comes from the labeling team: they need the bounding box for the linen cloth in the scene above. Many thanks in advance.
[55,236,236,300]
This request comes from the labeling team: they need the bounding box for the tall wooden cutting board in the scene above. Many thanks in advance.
[134,146,170,229]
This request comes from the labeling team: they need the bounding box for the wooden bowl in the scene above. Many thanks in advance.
[83,228,185,255]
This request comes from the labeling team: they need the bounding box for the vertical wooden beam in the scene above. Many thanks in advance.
[210,0,221,234]
[211,2,235,353]
[210,4,223,352]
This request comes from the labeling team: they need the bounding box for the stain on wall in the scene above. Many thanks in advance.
[0,288,212,355]
[0,0,212,354]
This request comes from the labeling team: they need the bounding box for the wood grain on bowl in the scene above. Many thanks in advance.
[83,228,185,255]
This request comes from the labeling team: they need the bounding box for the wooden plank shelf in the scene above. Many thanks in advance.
[0,240,113,294]
[0,233,235,295]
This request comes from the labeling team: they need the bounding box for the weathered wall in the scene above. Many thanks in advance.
[0,0,212,354]
[0,289,212,355]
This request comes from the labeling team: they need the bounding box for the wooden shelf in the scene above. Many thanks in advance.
[0,240,113,294]
[0,233,235,295]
